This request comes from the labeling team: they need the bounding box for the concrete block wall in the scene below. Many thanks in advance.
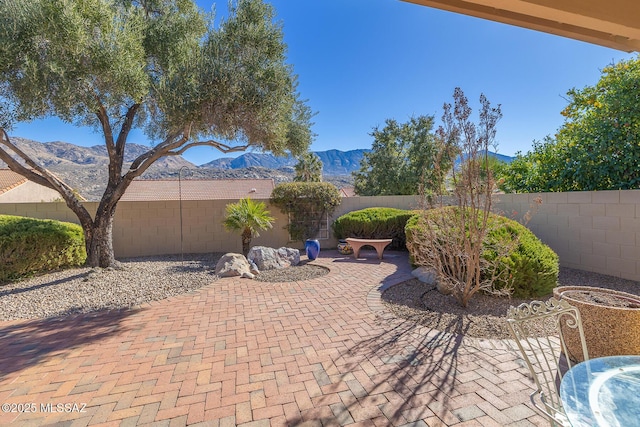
[2,191,640,281]
[494,190,640,281]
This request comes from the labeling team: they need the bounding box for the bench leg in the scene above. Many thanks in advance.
[375,246,384,259]
[352,245,361,258]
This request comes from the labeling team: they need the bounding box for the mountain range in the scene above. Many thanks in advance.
[1,137,512,200]
[2,137,368,175]
[0,137,367,200]
[202,149,369,176]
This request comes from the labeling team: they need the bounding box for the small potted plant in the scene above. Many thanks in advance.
[337,239,353,255]
[554,286,640,362]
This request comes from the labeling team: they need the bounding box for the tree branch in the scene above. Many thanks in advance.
[126,133,251,180]
[0,129,66,190]
[95,99,115,155]
[115,104,140,158]
[0,128,94,228]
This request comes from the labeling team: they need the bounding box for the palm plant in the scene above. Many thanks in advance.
[223,198,275,256]
[294,152,323,182]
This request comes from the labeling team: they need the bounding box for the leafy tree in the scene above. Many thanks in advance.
[353,115,448,196]
[496,137,567,193]
[270,182,341,241]
[223,198,274,256]
[294,152,322,182]
[499,57,640,192]
[0,0,313,267]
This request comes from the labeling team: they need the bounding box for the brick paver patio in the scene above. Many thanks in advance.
[0,250,549,426]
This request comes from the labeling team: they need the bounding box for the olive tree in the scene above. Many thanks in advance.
[0,0,313,267]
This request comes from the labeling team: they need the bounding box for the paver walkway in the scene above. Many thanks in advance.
[0,250,549,427]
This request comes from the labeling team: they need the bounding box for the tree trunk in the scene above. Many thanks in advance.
[84,210,117,268]
[242,228,252,257]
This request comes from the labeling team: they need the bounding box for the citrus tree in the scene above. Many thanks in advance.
[498,57,640,192]
[0,0,313,267]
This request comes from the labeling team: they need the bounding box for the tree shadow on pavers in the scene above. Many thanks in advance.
[0,308,139,380]
[336,314,469,423]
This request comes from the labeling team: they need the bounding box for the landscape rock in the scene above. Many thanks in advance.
[436,281,454,296]
[412,267,437,285]
[248,247,282,270]
[248,260,260,275]
[215,253,255,279]
[277,247,300,266]
[248,246,300,271]
[412,266,453,295]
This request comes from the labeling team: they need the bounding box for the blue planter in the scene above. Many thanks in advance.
[305,239,320,260]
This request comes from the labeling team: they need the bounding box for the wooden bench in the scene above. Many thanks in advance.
[346,238,393,260]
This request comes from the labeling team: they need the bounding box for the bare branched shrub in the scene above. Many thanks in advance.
[409,88,512,307]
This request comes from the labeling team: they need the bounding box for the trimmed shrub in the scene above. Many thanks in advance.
[0,215,86,283]
[332,207,417,251]
[405,207,559,298]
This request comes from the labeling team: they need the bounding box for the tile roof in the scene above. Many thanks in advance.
[339,186,357,197]
[120,178,276,201]
[0,169,28,194]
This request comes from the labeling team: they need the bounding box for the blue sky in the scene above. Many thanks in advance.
[12,0,636,166]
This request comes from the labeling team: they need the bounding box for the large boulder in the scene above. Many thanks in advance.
[412,267,437,285]
[277,247,300,266]
[215,253,255,279]
[248,246,300,271]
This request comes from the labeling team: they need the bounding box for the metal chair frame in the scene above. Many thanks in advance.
[506,297,589,427]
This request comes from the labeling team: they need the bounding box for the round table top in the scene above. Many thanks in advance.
[560,355,640,427]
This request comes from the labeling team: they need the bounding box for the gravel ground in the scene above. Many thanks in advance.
[382,267,640,339]
[254,261,328,282]
[0,253,328,321]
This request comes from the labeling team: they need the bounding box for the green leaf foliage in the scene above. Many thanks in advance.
[0,215,86,283]
[498,57,640,192]
[0,0,312,153]
[353,115,449,196]
[332,207,417,250]
[405,207,559,298]
[223,197,274,256]
[270,182,341,241]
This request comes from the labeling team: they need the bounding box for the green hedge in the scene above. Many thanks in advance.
[405,207,559,298]
[0,215,86,283]
[332,207,417,251]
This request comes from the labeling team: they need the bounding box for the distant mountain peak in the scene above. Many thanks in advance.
[201,148,370,176]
